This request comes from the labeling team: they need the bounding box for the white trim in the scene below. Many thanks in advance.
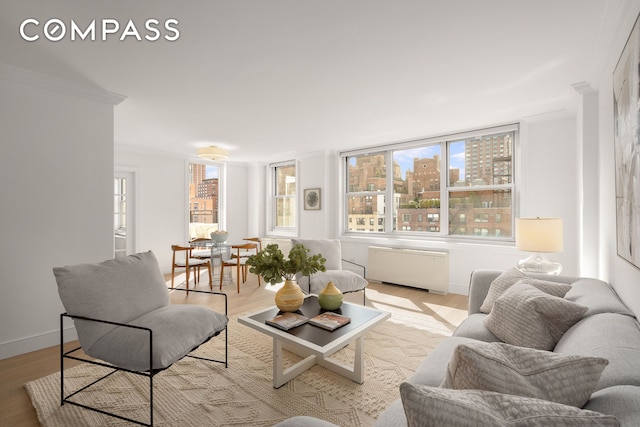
[114,167,139,256]
[340,123,519,157]
[267,159,299,237]
[0,326,78,360]
[0,63,125,105]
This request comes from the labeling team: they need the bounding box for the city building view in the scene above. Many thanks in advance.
[189,163,220,225]
[346,132,513,238]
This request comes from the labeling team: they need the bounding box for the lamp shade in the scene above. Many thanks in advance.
[197,145,228,161]
[516,217,563,253]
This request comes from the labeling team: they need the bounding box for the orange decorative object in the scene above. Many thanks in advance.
[275,280,305,312]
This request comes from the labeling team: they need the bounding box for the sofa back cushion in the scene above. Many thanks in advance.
[554,312,640,390]
[564,279,634,317]
[54,251,170,351]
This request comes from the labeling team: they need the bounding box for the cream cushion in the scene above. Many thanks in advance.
[483,282,587,350]
[399,383,620,427]
[441,342,608,408]
[479,268,571,313]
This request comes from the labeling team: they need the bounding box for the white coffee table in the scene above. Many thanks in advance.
[238,295,390,388]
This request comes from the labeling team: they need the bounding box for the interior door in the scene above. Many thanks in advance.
[114,171,135,258]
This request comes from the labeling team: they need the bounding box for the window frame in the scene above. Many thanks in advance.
[268,160,298,236]
[186,160,226,239]
[341,123,519,243]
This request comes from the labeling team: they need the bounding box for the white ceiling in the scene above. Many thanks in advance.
[0,0,609,163]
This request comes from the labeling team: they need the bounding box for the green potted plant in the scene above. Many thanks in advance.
[247,243,326,311]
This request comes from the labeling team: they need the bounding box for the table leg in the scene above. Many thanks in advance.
[272,338,317,388]
[316,336,365,384]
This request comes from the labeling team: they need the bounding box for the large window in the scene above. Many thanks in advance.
[343,125,516,241]
[188,163,222,239]
[273,162,296,229]
[346,153,386,232]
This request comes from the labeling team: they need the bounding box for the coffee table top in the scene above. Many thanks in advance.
[238,295,390,351]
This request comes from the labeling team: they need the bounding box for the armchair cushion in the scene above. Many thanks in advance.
[89,305,228,371]
[297,270,368,294]
[292,239,342,270]
[54,251,170,351]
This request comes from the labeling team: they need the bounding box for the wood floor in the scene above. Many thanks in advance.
[0,270,468,426]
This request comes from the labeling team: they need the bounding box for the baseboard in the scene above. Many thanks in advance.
[0,326,77,360]
[448,282,469,296]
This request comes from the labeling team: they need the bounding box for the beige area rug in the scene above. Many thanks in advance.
[25,316,445,426]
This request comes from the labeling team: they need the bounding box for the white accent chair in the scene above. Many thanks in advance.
[54,251,228,426]
[292,239,368,304]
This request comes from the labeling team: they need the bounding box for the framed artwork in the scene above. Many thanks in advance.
[303,188,321,210]
[614,13,640,269]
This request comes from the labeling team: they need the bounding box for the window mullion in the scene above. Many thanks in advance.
[441,141,449,237]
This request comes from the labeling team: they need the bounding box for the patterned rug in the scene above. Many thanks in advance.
[25,316,445,426]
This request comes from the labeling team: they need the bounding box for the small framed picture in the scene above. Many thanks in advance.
[304,188,321,210]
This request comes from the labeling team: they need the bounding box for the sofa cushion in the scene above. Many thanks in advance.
[407,336,481,386]
[583,385,640,427]
[54,251,170,351]
[273,416,339,427]
[564,279,635,317]
[484,283,587,350]
[399,383,620,427]
[479,269,571,313]
[451,313,502,342]
[441,342,608,408]
[554,313,640,390]
[372,399,407,427]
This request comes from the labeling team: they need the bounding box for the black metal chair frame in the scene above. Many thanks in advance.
[60,288,228,426]
[303,259,367,305]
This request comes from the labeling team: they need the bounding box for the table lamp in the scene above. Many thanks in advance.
[515,217,563,275]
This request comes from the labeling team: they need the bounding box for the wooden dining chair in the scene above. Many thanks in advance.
[171,244,213,293]
[189,237,212,260]
[220,243,260,292]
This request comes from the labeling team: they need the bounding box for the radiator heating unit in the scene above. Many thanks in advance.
[367,246,449,294]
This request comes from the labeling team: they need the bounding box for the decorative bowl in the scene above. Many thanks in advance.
[210,231,228,243]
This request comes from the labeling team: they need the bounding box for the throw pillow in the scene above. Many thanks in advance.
[479,268,571,313]
[399,383,620,427]
[441,342,608,408]
[483,282,587,350]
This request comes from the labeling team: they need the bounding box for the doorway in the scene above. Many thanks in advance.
[114,170,135,258]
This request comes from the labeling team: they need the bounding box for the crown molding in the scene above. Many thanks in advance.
[0,63,126,106]
[572,81,597,95]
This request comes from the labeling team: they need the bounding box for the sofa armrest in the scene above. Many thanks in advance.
[468,270,503,314]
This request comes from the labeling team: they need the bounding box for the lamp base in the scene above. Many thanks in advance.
[517,254,562,275]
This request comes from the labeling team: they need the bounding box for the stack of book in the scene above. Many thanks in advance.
[266,311,351,331]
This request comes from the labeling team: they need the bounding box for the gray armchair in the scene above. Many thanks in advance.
[292,239,368,304]
[54,251,228,426]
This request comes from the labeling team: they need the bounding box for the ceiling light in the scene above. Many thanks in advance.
[197,145,228,161]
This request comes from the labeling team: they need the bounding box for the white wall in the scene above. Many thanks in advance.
[0,66,117,359]
[596,0,640,318]
[113,150,251,273]
[114,147,187,271]
[225,162,250,243]
[281,117,581,295]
